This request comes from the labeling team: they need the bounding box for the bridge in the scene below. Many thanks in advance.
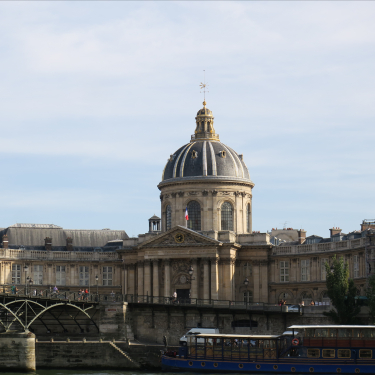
[0,287,101,334]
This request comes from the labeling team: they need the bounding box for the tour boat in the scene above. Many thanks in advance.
[162,325,375,373]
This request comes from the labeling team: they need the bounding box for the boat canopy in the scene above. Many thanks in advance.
[195,333,281,339]
[288,325,375,329]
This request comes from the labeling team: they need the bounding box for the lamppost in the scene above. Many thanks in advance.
[330,264,335,274]
[244,278,249,307]
[24,265,29,295]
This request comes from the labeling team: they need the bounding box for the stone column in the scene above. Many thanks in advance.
[164,260,170,297]
[221,258,233,301]
[260,261,268,303]
[144,260,151,297]
[253,260,260,302]
[137,261,144,296]
[211,191,218,231]
[152,259,159,298]
[124,265,128,294]
[128,264,135,295]
[203,259,210,300]
[210,257,219,301]
[190,258,198,299]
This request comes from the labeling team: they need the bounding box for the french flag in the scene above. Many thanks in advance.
[185,207,189,221]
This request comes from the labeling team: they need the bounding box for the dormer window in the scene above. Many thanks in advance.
[192,150,198,159]
[220,150,226,158]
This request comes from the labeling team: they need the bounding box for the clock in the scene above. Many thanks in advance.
[174,233,185,243]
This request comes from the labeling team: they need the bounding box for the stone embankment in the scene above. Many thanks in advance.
[36,339,175,369]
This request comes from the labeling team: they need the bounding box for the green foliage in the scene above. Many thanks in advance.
[366,274,375,323]
[324,255,360,324]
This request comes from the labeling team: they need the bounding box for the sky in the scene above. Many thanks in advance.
[0,1,374,238]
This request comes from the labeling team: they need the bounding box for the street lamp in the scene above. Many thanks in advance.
[244,277,249,287]
[330,265,335,274]
[187,265,195,281]
[24,265,29,295]
[95,275,99,296]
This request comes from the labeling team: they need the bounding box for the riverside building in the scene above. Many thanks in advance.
[0,102,373,304]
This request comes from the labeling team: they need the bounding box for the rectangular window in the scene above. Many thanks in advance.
[301,259,310,281]
[359,349,372,358]
[338,349,351,358]
[33,265,43,285]
[56,266,66,286]
[321,258,328,281]
[12,264,21,285]
[354,255,359,278]
[307,349,320,358]
[243,262,252,276]
[322,349,335,358]
[79,266,89,286]
[102,266,113,286]
[280,261,289,282]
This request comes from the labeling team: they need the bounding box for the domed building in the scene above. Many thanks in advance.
[119,101,272,303]
[159,100,254,234]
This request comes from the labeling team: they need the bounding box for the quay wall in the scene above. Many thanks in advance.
[35,341,165,369]
[0,332,36,371]
[128,305,336,346]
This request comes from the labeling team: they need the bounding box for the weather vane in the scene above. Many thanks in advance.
[199,70,209,101]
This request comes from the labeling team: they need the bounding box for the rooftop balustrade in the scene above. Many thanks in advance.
[272,237,370,256]
[0,248,120,261]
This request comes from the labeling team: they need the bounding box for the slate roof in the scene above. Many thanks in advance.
[0,224,128,248]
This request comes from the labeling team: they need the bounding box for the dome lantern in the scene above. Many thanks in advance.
[192,101,219,141]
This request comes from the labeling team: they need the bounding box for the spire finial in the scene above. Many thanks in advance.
[199,69,209,103]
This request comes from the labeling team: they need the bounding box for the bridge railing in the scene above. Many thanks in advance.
[0,287,301,313]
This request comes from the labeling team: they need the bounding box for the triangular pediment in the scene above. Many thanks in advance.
[138,226,221,248]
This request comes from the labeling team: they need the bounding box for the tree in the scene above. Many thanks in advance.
[366,274,375,323]
[324,255,360,324]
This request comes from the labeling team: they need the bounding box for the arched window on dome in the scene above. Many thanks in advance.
[165,205,172,231]
[221,202,233,231]
[246,203,251,233]
[187,201,201,231]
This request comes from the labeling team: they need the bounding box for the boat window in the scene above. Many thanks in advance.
[363,329,375,338]
[353,329,363,338]
[305,329,314,337]
[322,349,335,358]
[338,329,352,338]
[359,349,372,359]
[338,349,351,358]
[315,329,328,337]
[307,349,320,358]
[328,329,337,338]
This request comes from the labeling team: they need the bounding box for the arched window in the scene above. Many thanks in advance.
[166,205,172,231]
[246,203,251,233]
[187,201,201,231]
[243,291,253,303]
[221,201,233,231]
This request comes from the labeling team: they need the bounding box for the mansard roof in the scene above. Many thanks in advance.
[0,224,128,248]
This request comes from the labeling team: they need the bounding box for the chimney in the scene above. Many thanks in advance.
[330,227,342,238]
[44,237,52,251]
[66,237,73,251]
[2,234,8,249]
[297,229,306,244]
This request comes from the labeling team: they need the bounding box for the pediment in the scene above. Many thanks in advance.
[138,226,221,248]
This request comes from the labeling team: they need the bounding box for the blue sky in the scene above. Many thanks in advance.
[0,2,374,238]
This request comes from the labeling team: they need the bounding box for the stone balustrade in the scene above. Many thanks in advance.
[272,237,369,255]
[0,248,120,262]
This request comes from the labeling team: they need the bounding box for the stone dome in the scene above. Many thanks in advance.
[161,101,252,183]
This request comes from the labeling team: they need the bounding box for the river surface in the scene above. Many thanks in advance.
[0,372,342,375]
